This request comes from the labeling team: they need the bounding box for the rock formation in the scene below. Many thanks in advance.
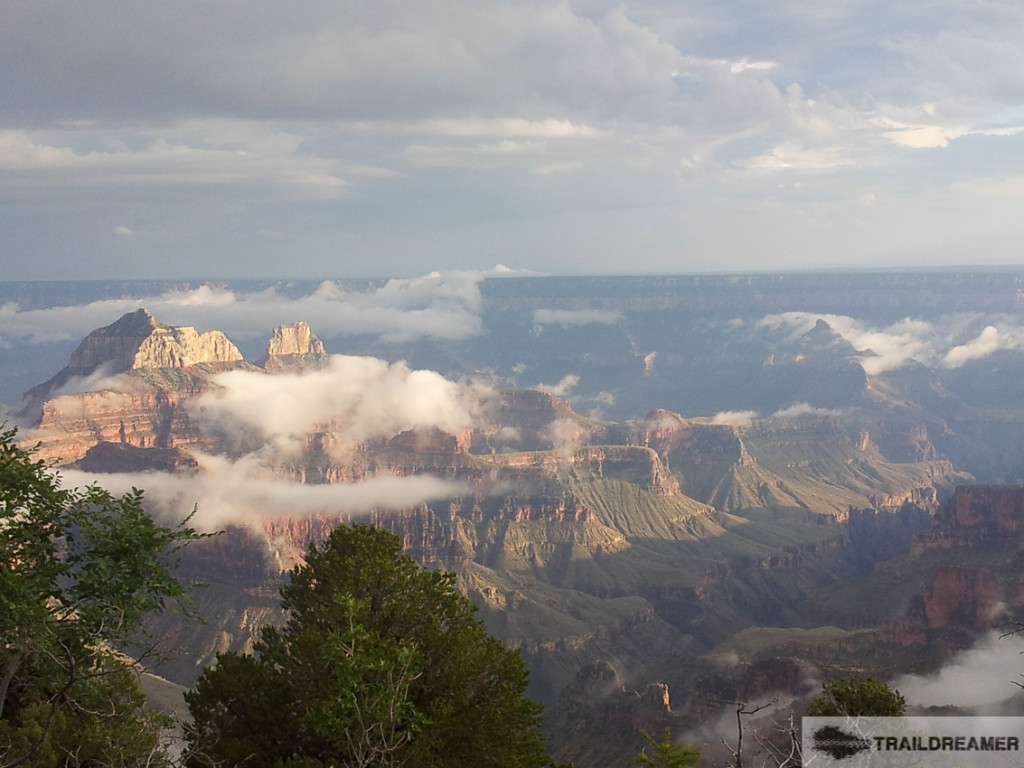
[22,309,244,421]
[69,308,242,373]
[258,321,329,372]
[22,309,251,463]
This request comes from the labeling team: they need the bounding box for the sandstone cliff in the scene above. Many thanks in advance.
[258,321,329,372]
[68,308,241,373]
[22,309,252,463]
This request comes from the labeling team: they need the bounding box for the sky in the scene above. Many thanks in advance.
[3,0,1024,280]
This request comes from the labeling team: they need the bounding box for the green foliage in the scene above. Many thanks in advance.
[186,523,551,768]
[0,425,205,767]
[635,728,700,768]
[807,676,906,717]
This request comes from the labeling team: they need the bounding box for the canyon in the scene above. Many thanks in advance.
[7,275,1024,766]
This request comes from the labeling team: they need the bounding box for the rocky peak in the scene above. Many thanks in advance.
[67,308,161,372]
[266,321,325,357]
[68,308,243,373]
[19,308,246,427]
[259,321,329,372]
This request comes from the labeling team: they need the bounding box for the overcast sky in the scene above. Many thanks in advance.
[3,0,1024,280]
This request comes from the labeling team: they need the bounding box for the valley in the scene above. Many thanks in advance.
[5,272,1024,765]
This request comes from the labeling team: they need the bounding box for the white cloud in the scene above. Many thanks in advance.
[894,633,1024,708]
[872,117,968,149]
[771,403,839,419]
[534,374,580,398]
[414,118,602,138]
[0,270,500,346]
[746,142,856,171]
[541,417,587,460]
[191,354,487,453]
[711,410,757,427]
[942,326,999,368]
[49,364,135,398]
[0,126,348,194]
[760,312,941,375]
[760,312,1024,375]
[58,457,467,532]
[4,1,1024,277]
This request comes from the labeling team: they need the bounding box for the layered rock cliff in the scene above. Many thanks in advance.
[42,308,241,384]
[258,320,329,372]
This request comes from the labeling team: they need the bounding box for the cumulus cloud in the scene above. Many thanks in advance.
[0,269,512,346]
[58,457,467,532]
[532,309,622,327]
[191,355,488,453]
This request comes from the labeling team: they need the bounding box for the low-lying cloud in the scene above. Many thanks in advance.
[894,632,1024,708]
[942,325,1001,368]
[0,268,524,347]
[58,456,467,532]
[712,410,758,427]
[760,312,1024,374]
[771,403,840,419]
[191,354,489,453]
[535,374,580,398]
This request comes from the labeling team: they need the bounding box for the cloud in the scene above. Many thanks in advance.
[0,269,508,346]
[759,312,1024,375]
[191,354,488,453]
[5,1,1024,278]
[771,403,840,419]
[542,417,587,461]
[113,225,136,236]
[942,325,1001,368]
[49,365,135,398]
[532,309,622,326]
[534,374,580,398]
[760,312,941,375]
[763,313,1024,375]
[410,118,603,139]
[894,632,1024,708]
[0,2,681,125]
[57,456,467,532]
[0,125,348,195]
[711,410,757,427]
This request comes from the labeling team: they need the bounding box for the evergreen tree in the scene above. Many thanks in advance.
[635,728,700,768]
[0,426,204,767]
[808,676,906,717]
[186,523,550,768]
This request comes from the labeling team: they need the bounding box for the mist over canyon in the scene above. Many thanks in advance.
[5,269,1024,766]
